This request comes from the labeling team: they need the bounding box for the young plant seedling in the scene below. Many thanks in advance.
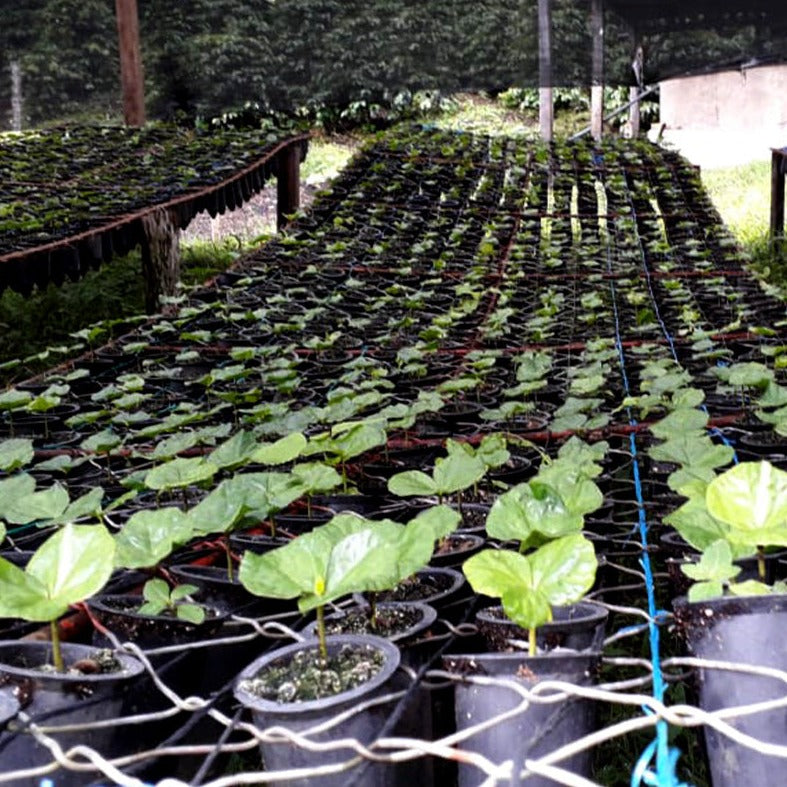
[137,578,206,624]
[463,533,598,656]
[0,523,115,671]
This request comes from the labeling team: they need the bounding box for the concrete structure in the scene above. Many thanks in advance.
[655,64,787,168]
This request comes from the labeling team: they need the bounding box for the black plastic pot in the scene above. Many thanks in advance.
[673,593,787,787]
[234,634,401,787]
[0,641,144,786]
[444,649,602,786]
[475,601,609,653]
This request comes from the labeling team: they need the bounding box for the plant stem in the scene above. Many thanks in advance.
[225,539,234,582]
[529,626,537,658]
[369,593,378,631]
[51,620,64,673]
[757,545,766,581]
[316,605,328,660]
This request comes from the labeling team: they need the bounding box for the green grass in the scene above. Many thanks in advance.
[702,160,786,288]
[302,137,359,185]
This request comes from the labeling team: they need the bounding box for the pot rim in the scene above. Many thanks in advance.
[234,633,400,715]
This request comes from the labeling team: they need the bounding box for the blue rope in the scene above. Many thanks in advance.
[601,181,687,787]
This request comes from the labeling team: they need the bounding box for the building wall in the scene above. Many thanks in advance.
[660,64,787,131]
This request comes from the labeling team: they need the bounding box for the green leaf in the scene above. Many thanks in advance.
[0,389,32,411]
[177,603,206,624]
[150,431,200,460]
[0,438,34,472]
[143,577,171,606]
[388,470,437,497]
[209,430,259,469]
[115,508,193,568]
[290,462,342,494]
[433,452,486,495]
[80,429,122,454]
[55,487,105,524]
[682,539,740,583]
[529,534,597,607]
[15,524,116,622]
[250,432,307,465]
[486,482,582,547]
[706,461,787,538]
[144,457,218,491]
[409,504,461,542]
[650,409,709,440]
[727,362,774,388]
[728,579,772,597]
[3,483,69,525]
[187,482,247,537]
[169,583,199,603]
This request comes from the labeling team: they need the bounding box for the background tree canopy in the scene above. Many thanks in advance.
[0,0,784,127]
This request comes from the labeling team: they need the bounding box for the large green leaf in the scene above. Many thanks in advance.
[187,481,247,537]
[486,481,583,546]
[251,432,307,466]
[388,470,437,497]
[0,473,36,521]
[150,431,201,460]
[0,524,116,622]
[535,466,603,517]
[144,457,218,491]
[650,409,709,440]
[115,508,193,568]
[432,452,486,494]
[706,461,787,539]
[209,430,259,469]
[4,483,69,525]
[409,504,461,542]
[529,534,597,607]
[53,487,105,524]
[0,389,32,411]
[234,471,306,518]
[80,429,122,454]
[290,462,342,494]
[0,438,34,472]
[663,497,749,556]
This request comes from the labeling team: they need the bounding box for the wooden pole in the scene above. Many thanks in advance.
[10,61,22,131]
[538,0,553,143]
[629,44,644,138]
[771,148,786,255]
[590,0,604,141]
[115,0,146,126]
[628,86,640,137]
[276,143,301,232]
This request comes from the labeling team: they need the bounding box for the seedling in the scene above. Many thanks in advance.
[137,578,206,625]
[0,523,115,671]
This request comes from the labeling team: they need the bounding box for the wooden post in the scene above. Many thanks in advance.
[628,86,640,137]
[771,148,786,254]
[590,0,604,141]
[115,0,146,126]
[140,208,180,313]
[10,61,22,131]
[276,144,301,232]
[538,0,553,142]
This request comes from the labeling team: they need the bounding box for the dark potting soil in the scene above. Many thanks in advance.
[324,605,423,637]
[436,535,478,555]
[377,573,453,603]
[36,649,122,676]
[239,643,385,703]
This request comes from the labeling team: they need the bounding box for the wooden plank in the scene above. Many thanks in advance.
[538,0,553,142]
[115,0,146,126]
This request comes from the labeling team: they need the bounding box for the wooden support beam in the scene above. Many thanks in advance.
[771,148,786,255]
[590,0,604,141]
[538,0,553,142]
[10,61,22,131]
[141,208,179,313]
[276,144,301,232]
[115,0,146,126]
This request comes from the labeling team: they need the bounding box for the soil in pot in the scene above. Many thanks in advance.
[234,634,402,787]
[0,641,144,787]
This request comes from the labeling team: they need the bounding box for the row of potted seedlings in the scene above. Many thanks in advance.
[0,125,786,784]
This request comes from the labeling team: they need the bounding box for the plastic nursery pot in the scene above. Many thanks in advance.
[443,647,603,786]
[0,641,144,787]
[234,634,401,787]
[372,567,469,618]
[475,601,609,654]
[673,593,787,787]
[86,594,227,649]
[430,533,485,569]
